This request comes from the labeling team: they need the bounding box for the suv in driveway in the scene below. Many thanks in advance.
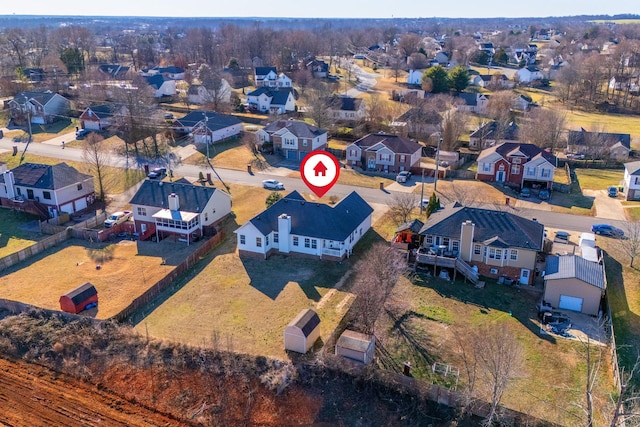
[147,167,167,179]
[396,171,412,183]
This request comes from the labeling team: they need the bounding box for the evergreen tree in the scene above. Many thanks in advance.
[448,66,470,93]
[423,66,450,94]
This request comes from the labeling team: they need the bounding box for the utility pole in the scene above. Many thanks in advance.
[203,113,210,160]
[434,137,442,193]
[420,167,425,214]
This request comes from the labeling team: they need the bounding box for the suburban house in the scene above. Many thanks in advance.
[79,104,118,131]
[97,64,131,79]
[470,74,514,89]
[235,191,373,260]
[325,96,366,122]
[307,58,329,78]
[543,255,606,315]
[246,87,296,114]
[454,93,489,114]
[478,42,495,54]
[513,94,533,111]
[22,68,45,82]
[187,81,232,105]
[434,51,450,65]
[623,161,640,201]
[609,75,640,94]
[142,66,185,80]
[419,203,545,284]
[407,69,425,85]
[172,111,243,145]
[567,128,631,160]
[476,142,557,190]
[254,67,292,88]
[129,179,232,243]
[346,133,423,173]
[0,163,95,219]
[469,121,521,151]
[8,91,70,125]
[255,119,328,161]
[516,66,544,83]
[144,74,177,97]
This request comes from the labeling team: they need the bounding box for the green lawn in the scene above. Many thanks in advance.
[0,210,44,259]
[574,168,624,190]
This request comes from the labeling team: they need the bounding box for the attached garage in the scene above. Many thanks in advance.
[559,295,583,312]
[284,309,321,353]
[74,197,88,211]
[59,282,98,314]
[543,255,606,316]
[335,330,375,364]
[286,150,297,160]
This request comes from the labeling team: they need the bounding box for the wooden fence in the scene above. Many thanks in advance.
[110,230,226,323]
[0,297,102,326]
[0,229,71,271]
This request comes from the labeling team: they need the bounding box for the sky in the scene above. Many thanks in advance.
[4,0,639,19]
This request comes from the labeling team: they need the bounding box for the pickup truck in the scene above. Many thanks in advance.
[104,211,132,228]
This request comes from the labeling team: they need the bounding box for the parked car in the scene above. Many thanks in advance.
[75,129,91,140]
[104,211,132,228]
[262,179,284,190]
[591,223,624,238]
[421,199,429,209]
[539,311,571,329]
[396,171,412,183]
[147,167,167,179]
[608,186,618,198]
[538,189,550,200]
[521,187,531,198]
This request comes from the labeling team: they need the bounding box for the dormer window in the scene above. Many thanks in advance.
[512,157,521,164]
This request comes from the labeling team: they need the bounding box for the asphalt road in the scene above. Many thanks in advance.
[0,136,619,234]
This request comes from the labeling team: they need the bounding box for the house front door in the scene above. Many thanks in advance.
[519,268,530,285]
[367,158,376,169]
[496,171,506,182]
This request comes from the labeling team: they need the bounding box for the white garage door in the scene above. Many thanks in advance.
[75,198,87,211]
[559,295,583,312]
[84,121,100,131]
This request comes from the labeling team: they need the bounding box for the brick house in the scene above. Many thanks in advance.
[255,119,328,161]
[345,133,422,173]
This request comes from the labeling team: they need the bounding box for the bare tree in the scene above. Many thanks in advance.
[621,220,640,268]
[304,83,335,129]
[82,133,111,201]
[519,108,567,150]
[386,192,417,226]
[438,182,482,207]
[439,109,466,152]
[608,354,640,426]
[471,325,525,426]
[198,64,231,111]
[350,244,406,334]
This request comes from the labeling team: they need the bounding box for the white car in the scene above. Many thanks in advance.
[104,211,132,228]
[262,179,285,190]
[396,171,412,183]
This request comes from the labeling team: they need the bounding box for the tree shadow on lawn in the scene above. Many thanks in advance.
[411,271,556,344]
[239,254,350,301]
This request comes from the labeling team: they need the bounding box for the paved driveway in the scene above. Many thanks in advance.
[583,189,626,221]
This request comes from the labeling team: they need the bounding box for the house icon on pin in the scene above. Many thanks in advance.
[313,161,328,177]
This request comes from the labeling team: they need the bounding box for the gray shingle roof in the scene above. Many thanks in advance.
[625,160,640,176]
[12,91,59,107]
[144,74,171,89]
[288,309,320,337]
[545,255,606,290]
[247,191,373,241]
[419,204,545,251]
[129,179,226,213]
[326,95,362,111]
[175,110,241,132]
[84,104,115,119]
[353,133,422,155]
[395,218,424,233]
[262,119,327,139]
[568,129,631,150]
[0,162,92,190]
[470,121,520,140]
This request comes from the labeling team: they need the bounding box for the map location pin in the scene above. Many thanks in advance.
[300,150,340,198]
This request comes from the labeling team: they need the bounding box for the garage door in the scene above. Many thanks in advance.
[75,198,87,211]
[299,151,308,160]
[286,150,297,160]
[559,295,583,312]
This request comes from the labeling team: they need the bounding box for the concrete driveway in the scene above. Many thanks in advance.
[583,189,626,221]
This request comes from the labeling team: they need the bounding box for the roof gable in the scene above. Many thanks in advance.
[129,179,227,213]
[545,255,606,290]
[353,133,422,155]
[6,162,91,190]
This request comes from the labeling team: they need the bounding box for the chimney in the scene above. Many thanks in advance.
[3,171,15,199]
[168,193,180,211]
[460,220,475,262]
[277,213,291,253]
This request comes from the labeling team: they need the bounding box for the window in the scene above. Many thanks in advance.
[304,238,310,248]
[452,241,460,252]
[274,233,279,243]
[499,164,505,171]
[541,168,550,177]
[442,237,450,247]
[312,239,317,249]
[293,236,299,246]
[266,236,269,246]
[495,249,502,259]
[510,249,518,261]
[482,163,491,172]
[426,235,434,245]
[137,207,147,216]
[77,184,83,191]
[303,140,308,147]
[489,248,497,259]
[474,244,481,255]
[256,237,262,247]
[43,191,51,200]
[399,155,406,162]
[240,235,246,245]
[526,167,536,176]
[16,188,21,196]
[512,157,521,164]
[27,189,34,199]
[511,165,520,175]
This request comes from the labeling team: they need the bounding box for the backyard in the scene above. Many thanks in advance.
[0,209,44,259]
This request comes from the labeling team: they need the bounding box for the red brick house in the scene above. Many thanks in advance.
[476,142,557,190]
[345,133,422,173]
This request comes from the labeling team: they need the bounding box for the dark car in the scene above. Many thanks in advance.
[147,167,167,179]
[521,187,531,198]
[591,223,624,238]
[538,189,550,200]
[75,129,91,140]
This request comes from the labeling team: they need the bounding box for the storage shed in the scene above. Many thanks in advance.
[543,255,605,315]
[335,330,376,364]
[283,308,321,353]
[59,283,98,314]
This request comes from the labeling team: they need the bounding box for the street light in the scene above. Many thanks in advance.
[434,137,442,193]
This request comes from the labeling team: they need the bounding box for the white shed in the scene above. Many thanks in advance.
[335,330,375,364]
[284,309,321,353]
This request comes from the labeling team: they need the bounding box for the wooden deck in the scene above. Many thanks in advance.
[415,253,480,285]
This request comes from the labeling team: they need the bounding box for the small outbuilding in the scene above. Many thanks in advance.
[284,308,321,353]
[543,255,605,315]
[59,282,98,314]
[335,329,376,364]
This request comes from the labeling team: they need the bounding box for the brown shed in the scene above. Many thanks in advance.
[284,308,321,353]
[59,282,98,314]
[335,330,375,364]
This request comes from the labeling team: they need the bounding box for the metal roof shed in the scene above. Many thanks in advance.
[59,282,98,314]
[284,309,321,353]
[335,330,376,364]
